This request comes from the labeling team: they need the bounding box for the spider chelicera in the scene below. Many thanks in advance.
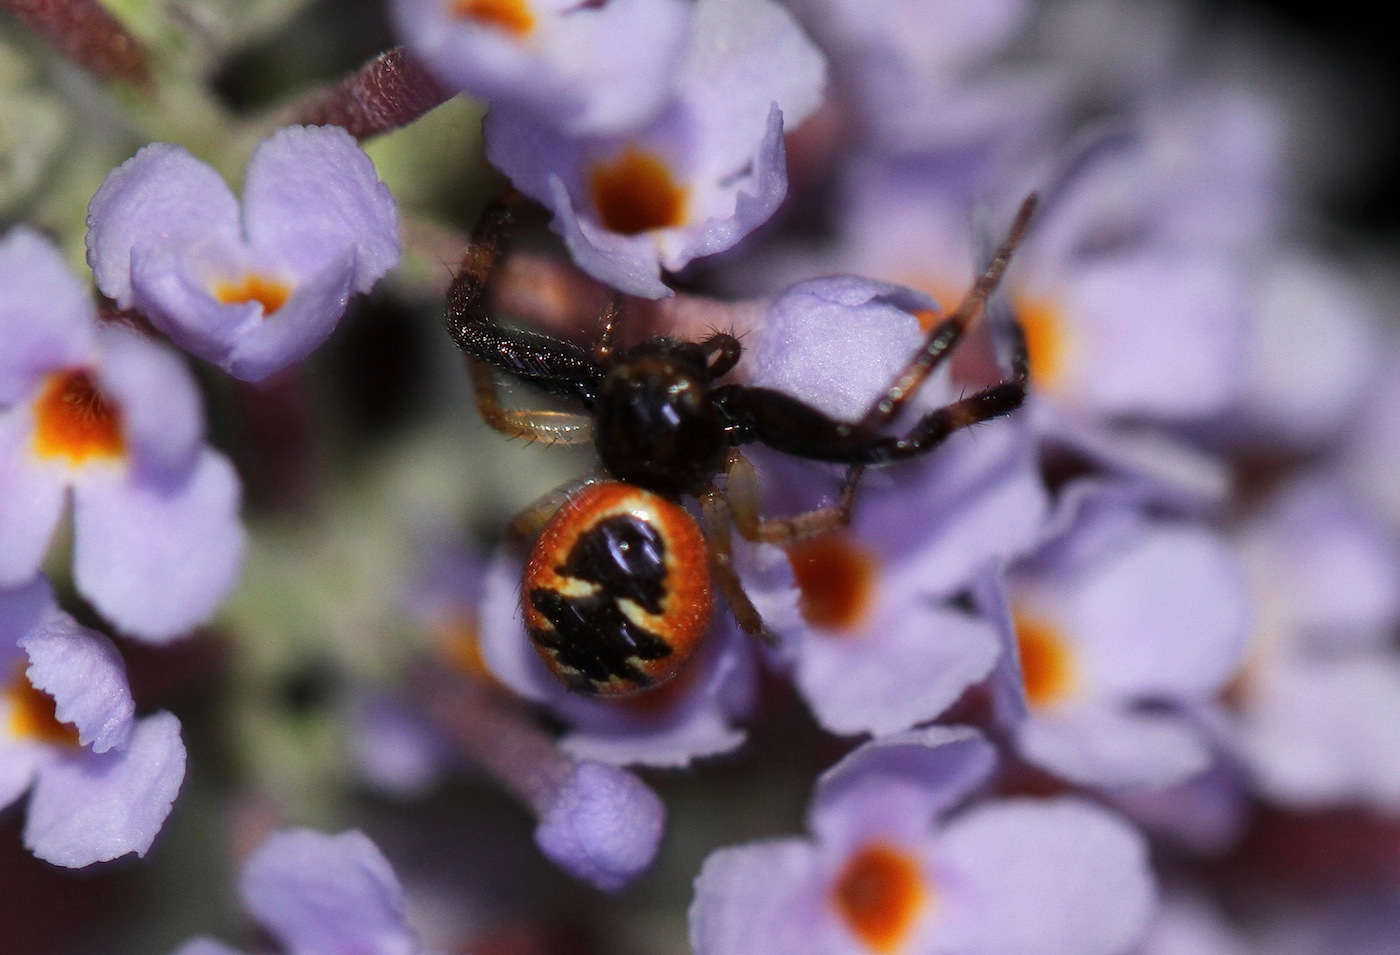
[446,191,1037,697]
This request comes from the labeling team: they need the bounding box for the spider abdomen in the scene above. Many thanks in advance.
[523,482,714,696]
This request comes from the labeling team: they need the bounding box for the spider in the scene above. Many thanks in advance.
[446,191,1037,697]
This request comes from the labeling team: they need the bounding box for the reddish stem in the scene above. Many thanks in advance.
[1,0,151,88]
[289,46,454,140]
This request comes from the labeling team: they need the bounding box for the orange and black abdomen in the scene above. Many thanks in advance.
[522,482,714,696]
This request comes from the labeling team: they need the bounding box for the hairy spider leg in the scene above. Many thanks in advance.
[694,481,770,639]
[447,192,597,445]
[849,194,1038,463]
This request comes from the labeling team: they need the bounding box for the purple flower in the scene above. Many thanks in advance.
[1222,251,1381,451]
[980,481,1250,788]
[394,0,695,136]
[170,828,424,955]
[0,228,244,642]
[87,125,399,381]
[1,575,186,867]
[690,726,1156,955]
[1222,477,1400,811]
[484,0,826,298]
[791,0,1055,152]
[736,276,1048,736]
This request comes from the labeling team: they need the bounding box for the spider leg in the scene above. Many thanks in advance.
[724,450,864,545]
[857,193,1037,432]
[447,191,606,413]
[850,311,1029,464]
[466,355,594,445]
[504,474,605,551]
[695,482,771,641]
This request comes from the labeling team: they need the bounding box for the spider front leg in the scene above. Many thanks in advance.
[465,355,594,446]
[855,316,1029,464]
[855,193,1036,433]
[447,191,604,444]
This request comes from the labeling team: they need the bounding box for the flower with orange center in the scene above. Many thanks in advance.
[31,369,126,466]
[831,841,929,953]
[86,125,399,381]
[589,147,690,236]
[691,727,1157,955]
[0,228,247,644]
[0,579,188,868]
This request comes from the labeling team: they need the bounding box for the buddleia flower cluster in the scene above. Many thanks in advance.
[1,0,1397,953]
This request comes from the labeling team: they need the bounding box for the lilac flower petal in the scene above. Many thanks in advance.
[689,839,832,955]
[476,550,553,700]
[1111,758,1250,856]
[859,418,1048,600]
[0,228,99,405]
[95,325,204,482]
[747,275,931,421]
[542,170,672,299]
[795,601,1000,737]
[812,726,995,845]
[349,691,451,798]
[1066,523,1250,698]
[72,449,245,642]
[658,103,791,265]
[396,0,693,136]
[1017,704,1213,789]
[1137,891,1254,955]
[0,737,44,813]
[1238,253,1379,447]
[127,242,259,367]
[1240,656,1400,811]
[1032,405,1233,508]
[681,0,826,167]
[933,797,1156,955]
[24,710,186,867]
[86,143,242,308]
[1248,477,1400,651]
[242,125,400,294]
[0,573,57,646]
[0,411,67,587]
[222,249,358,380]
[1054,251,1245,418]
[239,829,418,955]
[20,614,134,753]
[534,760,664,892]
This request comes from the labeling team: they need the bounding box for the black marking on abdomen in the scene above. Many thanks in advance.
[530,514,674,690]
